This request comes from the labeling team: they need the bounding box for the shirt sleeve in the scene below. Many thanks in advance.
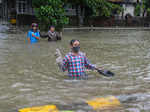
[37,32,40,38]
[48,31,53,39]
[56,32,61,40]
[62,56,69,72]
[84,56,96,70]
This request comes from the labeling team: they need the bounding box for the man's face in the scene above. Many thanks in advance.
[71,41,80,48]
[33,26,37,30]
[50,27,55,32]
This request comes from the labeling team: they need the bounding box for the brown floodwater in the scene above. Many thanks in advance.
[0,25,150,112]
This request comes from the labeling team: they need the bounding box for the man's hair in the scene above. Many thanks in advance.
[31,23,38,27]
[49,26,55,29]
[70,39,80,46]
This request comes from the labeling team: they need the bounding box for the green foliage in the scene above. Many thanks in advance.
[143,0,150,9]
[32,0,69,30]
[32,0,122,29]
[147,8,150,15]
[64,0,122,17]
[142,0,150,16]
[85,0,122,17]
[134,4,141,16]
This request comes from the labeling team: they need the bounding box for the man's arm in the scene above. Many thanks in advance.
[48,31,53,40]
[62,56,69,71]
[84,56,96,70]
[32,33,40,40]
[56,56,69,72]
[40,32,48,38]
[55,49,68,72]
[56,32,62,40]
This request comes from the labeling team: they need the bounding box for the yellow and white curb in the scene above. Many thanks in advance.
[18,96,121,112]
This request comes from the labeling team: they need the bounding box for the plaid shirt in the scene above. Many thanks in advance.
[62,52,96,77]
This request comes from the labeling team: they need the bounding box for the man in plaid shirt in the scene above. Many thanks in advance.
[56,39,97,79]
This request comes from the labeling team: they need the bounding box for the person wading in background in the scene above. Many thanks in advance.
[47,26,61,41]
[27,23,40,44]
[40,26,62,41]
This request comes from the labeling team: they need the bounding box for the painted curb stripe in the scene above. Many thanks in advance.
[18,105,59,112]
[18,96,121,112]
[87,96,121,110]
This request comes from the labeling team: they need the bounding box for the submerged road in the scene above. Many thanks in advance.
[0,24,150,112]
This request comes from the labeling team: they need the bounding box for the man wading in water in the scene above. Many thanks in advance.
[40,26,61,41]
[27,23,40,44]
[56,39,102,79]
[47,26,61,41]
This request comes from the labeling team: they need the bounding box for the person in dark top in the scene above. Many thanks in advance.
[47,26,61,41]
[40,26,61,41]
[40,26,62,42]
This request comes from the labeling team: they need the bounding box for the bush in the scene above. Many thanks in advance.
[32,0,69,31]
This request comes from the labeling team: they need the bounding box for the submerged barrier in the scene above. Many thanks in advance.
[18,96,121,112]
[19,105,59,112]
[87,96,121,110]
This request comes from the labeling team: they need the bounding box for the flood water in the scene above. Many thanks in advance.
[0,25,150,112]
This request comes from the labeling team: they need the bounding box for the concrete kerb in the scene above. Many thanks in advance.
[63,27,150,32]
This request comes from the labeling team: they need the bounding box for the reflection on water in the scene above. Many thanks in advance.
[0,26,150,112]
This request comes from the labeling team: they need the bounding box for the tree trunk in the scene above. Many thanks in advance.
[75,5,79,26]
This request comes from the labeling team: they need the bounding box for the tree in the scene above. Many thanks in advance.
[64,0,122,25]
[32,0,69,30]
[134,3,141,16]
[32,0,122,28]
[142,0,150,17]
[85,0,122,17]
[64,0,122,17]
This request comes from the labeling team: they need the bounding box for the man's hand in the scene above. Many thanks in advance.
[55,49,64,71]
[95,67,103,71]
[55,49,63,64]
[55,49,62,58]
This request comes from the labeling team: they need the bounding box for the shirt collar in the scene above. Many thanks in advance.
[70,52,81,56]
